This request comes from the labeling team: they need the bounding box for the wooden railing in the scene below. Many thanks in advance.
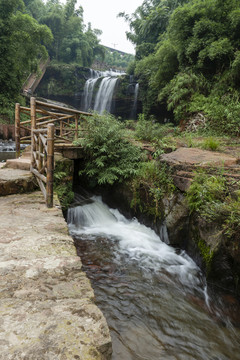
[15,97,92,207]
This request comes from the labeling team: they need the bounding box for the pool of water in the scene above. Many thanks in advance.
[68,195,240,360]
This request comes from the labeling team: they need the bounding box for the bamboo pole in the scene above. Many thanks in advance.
[30,97,36,170]
[46,124,54,208]
[39,131,43,172]
[75,114,79,140]
[36,100,93,116]
[15,103,20,157]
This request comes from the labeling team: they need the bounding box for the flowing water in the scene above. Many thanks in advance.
[94,76,119,114]
[130,83,139,120]
[68,195,240,360]
[0,140,16,162]
[81,69,124,114]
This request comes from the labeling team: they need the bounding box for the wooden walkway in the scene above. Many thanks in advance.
[15,97,92,207]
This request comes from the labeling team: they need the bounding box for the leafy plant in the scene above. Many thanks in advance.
[187,170,240,240]
[187,171,226,214]
[135,113,175,142]
[74,113,141,186]
[131,161,175,218]
[202,137,220,151]
[53,158,74,211]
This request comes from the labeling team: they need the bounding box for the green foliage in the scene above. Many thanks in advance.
[0,0,53,108]
[96,49,134,71]
[198,239,214,274]
[74,113,142,186]
[124,0,240,135]
[201,137,220,151]
[187,170,240,240]
[135,113,175,142]
[131,160,175,218]
[159,71,209,121]
[25,0,104,66]
[186,171,226,214]
[53,158,74,211]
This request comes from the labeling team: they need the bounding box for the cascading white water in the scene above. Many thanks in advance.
[68,195,240,360]
[130,83,139,120]
[81,77,100,112]
[68,196,201,289]
[93,77,119,114]
[81,69,125,114]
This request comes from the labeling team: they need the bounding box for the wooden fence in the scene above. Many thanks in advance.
[15,97,92,207]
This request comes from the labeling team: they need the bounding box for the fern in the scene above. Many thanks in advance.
[75,113,141,186]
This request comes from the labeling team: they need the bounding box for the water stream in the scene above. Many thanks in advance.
[0,140,16,162]
[68,195,240,360]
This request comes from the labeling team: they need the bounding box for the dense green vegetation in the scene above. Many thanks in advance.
[96,49,135,71]
[0,0,104,121]
[122,0,240,136]
[187,170,240,241]
[74,113,141,186]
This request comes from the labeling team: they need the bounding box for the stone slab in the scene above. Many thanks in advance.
[161,147,238,167]
[6,158,31,170]
[0,168,37,196]
[0,192,112,359]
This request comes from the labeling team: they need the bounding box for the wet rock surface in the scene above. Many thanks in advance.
[0,191,112,359]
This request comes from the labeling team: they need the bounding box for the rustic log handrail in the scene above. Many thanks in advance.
[15,97,92,207]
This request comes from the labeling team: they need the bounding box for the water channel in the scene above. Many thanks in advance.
[68,195,240,360]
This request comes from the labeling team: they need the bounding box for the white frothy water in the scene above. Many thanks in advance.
[94,77,119,114]
[68,196,202,289]
[81,69,125,113]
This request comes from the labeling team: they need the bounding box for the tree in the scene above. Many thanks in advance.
[0,0,52,109]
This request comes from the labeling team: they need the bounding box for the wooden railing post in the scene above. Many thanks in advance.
[30,97,36,170]
[15,103,20,157]
[75,114,79,140]
[46,124,54,208]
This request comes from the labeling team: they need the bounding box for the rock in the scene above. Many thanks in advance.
[160,147,238,167]
[0,192,112,359]
[0,168,37,196]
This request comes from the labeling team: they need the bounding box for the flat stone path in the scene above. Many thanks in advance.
[0,191,111,359]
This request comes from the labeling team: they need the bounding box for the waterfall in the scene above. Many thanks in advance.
[81,69,124,115]
[81,70,101,112]
[94,77,119,114]
[130,83,139,120]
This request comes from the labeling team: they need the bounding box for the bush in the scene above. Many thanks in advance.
[202,137,220,151]
[131,161,175,218]
[187,171,226,215]
[187,170,240,240]
[74,113,142,186]
[135,113,175,142]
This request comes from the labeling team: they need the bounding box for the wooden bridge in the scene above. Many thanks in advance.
[15,97,92,208]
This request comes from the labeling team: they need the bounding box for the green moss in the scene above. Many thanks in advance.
[198,239,214,274]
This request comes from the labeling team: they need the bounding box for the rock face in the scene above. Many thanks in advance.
[0,191,112,359]
[161,147,239,192]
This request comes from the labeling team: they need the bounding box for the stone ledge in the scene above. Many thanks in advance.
[0,168,37,196]
[0,192,112,359]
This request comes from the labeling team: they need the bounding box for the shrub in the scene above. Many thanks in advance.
[131,161,175,218]
[186,171,226,215]
[74,113,142,186]
[202,137,220,151]
[135,113,175,142]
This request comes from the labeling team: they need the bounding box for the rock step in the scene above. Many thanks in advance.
[0,168,37,196]
[6,158,31,171]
